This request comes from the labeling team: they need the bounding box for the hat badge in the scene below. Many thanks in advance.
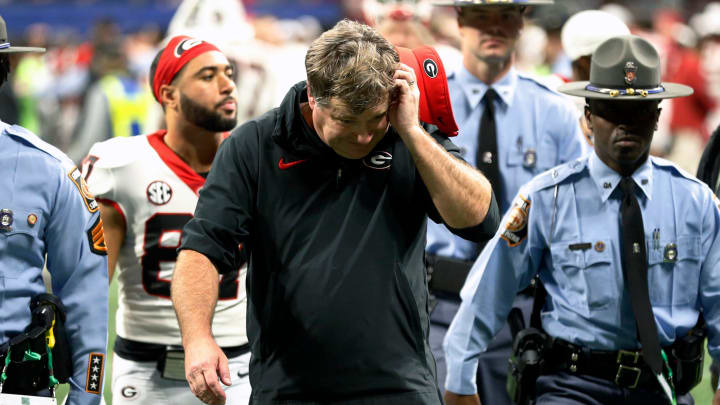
[623,61,637,86]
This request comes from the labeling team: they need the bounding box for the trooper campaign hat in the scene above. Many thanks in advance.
[0,15,45,53]
[433,0,553,8]
[558,35,693,100]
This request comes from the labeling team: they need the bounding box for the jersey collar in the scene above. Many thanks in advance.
[588,151,654,203]
[147,130,206,195]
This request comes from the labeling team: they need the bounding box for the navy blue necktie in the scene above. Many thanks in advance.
[619,177,663,375]
[477,88,502,203]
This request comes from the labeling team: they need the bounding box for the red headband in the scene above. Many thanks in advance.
[152,35,221,102]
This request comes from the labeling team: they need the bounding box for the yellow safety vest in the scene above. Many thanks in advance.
[99,75,153,138]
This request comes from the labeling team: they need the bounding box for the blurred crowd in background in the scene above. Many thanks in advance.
[1,0,719,174]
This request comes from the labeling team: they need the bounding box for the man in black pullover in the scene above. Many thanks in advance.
[171,20,500,405]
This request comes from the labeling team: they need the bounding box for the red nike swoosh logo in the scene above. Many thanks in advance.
[278,158,308,170]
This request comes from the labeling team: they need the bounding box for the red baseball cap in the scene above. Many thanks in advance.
[397,45,459,136]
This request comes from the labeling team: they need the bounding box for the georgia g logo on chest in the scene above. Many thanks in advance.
[363,151,392,170]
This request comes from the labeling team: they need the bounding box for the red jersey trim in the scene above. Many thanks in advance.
[96,197,127,229]
[147,131,206,194]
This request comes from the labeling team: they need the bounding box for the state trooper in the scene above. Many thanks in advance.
[444,34,720,405]
[560,9,630,142]
[0,14,109,405]
[425,1,589,403]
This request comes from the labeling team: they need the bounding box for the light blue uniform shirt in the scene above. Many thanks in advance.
[444,152,720,394]
[0,121,108,404]
[427,66,590,260]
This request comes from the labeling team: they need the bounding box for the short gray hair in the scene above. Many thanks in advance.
[305,19,399,114]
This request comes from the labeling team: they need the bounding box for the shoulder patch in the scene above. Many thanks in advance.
[68,167,99,213]
[85,352,105,394]
[87,216,107,255]
[501,194,531,247]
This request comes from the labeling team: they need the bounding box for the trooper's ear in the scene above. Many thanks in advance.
[584,104,593,133]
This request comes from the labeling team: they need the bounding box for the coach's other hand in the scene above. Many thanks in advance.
[185,337,232,405]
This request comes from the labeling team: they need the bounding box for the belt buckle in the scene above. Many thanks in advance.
[615,350,641,389]
[616,349,639,364]
[615,364,642,389]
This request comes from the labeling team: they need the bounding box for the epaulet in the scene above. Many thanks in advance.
[651,156,705,186]
[526,157,588,194]
[87,135,147,169]
[5,124,75,172]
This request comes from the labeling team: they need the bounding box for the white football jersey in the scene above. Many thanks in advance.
[83,131,246,347]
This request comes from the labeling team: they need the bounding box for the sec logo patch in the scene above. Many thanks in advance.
[147,181,173,205]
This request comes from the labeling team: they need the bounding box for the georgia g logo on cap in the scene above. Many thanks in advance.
[423,59,438,79]
[174,38,204,57]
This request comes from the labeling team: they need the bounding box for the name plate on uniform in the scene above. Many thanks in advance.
[0,393,57,405]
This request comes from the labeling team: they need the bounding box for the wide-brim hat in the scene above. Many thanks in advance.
[433,0,553,7]
[558,35,693,100]
[0,15,45,53]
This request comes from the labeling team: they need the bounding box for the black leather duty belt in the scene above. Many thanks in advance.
[549,339,665,391]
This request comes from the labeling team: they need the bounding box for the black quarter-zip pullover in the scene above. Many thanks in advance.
[181,82,499,405]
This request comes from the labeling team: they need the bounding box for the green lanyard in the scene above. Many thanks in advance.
[0,345,59,393]
[656,349,677,405]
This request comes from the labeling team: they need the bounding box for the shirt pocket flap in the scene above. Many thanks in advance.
[647,236,701,265]
[583,242,613,267]
[0,208,42,238]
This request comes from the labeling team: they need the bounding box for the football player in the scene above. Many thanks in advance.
[82,36,249,405]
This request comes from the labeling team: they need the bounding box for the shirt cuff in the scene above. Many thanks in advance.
[445,355,479,395]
